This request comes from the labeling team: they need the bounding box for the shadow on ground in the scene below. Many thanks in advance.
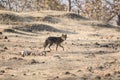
[94,23,120,32]
[42,15,61,24]
[62,13,88,20]
[3,28,35,36]
[0,13,35,23]
[4,24,77,35]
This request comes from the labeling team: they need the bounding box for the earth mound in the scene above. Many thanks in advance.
[42,15,61,23]
[0,13,35,24]
[62,13,88,20]
[13,24,62,33]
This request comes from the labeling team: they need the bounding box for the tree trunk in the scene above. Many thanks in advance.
[43,0,46,9]
[117,14,120,26]
[8,0,12,10]
[21,1,27,12]
[68,0,71,12]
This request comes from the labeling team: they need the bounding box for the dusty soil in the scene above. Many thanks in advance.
[0,10,120,80]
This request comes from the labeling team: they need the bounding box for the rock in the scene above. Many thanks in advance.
[81,77,87,80]
[20,50,32,57]
[0,70,5,75]
[11,74,15,76]
[29,59,39,64]
[95,75,101,80]
[4,36,8,39]
[9,57,18,60]
[77,69,82,72]
[97,66,105,70]
[114,71,120,75]
[32,73,36,75]
[4,47,8,50]
[9,57,24,61]
[87,66,93,72]
[0,70,5,73]
[95,42,100,45]
[53,55,61,59]
[42,61,45,64]
[97,66,104,70]
[52,76,59,80]
[38,51,47,56]
[72,43,75,45]
[0,32,2,35]
[105,73,111,77]
[65,71,71,75]
[5,67,13,70]
[18,57,24,60]
[23,73,27,76]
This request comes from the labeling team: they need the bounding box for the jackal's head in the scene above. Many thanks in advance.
[61,34,67,40]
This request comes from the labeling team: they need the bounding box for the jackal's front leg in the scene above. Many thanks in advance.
[59,44,64,51]
[56,44,58,51]
[48,43,53,51]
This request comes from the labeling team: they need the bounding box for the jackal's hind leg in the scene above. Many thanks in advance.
[48,43,53,51]
[43,41,48,51]
[56,44,59,51]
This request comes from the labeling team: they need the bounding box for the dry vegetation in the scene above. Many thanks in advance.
[0,10,120,80]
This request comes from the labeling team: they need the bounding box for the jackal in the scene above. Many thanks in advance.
[43,34,67,51]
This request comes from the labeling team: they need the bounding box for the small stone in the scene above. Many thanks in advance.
[0,32,2,35]
[0,70,5,73]
[97,66,104,70]
[4,47,8,50]
[5,67,13,70]
[114,71,120,75]
[18,58,24,60]
[42,61,45,63]
[53,76,59,79]
[23,73,27,76]
[11,74,14,76]
[95,42,100,45]
[81,77,87,80]
[77,69,82,72]
[56,76,59,78]
[21,50,32,57]
[65,71,70,75]
[0,70,5,75]
[53,55,61,59]
[4,36,8,39]
[87,66,93,72]
[16,35,18,37]
[29,59,39,64]
[105,73,111,77]
[95,76,101,80]
[32,73,36,75]
[9,57,17,60]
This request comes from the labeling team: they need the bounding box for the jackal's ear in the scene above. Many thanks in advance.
[65,34,67,36]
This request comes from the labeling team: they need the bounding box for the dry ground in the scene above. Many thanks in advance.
[0,10,120,80]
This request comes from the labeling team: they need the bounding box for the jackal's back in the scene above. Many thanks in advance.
[47,37,64,44]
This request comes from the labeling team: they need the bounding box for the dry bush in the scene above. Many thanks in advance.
[42,15,61,24]
[13,24,62,33]
[62,13,88,20]
[0,13,35,24]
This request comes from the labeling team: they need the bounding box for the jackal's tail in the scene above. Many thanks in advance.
[43,39,49,50]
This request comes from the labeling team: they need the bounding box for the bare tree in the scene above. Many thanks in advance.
[73,0,120,26]
[68,0,71,12]
[104,0,120,25]
[0,0,66,12]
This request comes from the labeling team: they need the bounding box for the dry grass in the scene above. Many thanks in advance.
[0,10,120,80]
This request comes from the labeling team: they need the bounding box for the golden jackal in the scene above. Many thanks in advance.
[43,34,67,51]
